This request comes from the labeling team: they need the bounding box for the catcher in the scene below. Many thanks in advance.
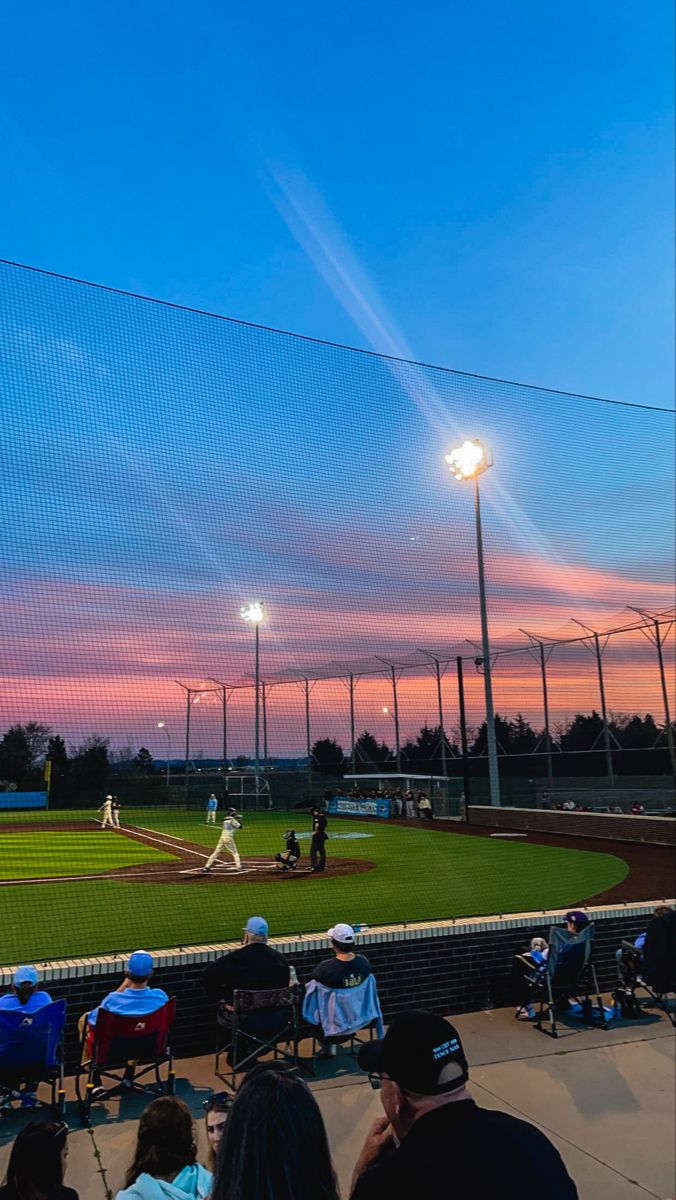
[274,829,301,871]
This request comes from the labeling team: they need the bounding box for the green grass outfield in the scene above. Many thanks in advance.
[0,809,628,964]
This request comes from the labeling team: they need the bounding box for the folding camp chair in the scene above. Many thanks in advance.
[0,1000,67,1115]
[76,997,176,1122]
[301,976,383,1075]
[215,986,298,1092]
[637,912,676,1027]
[530,925,606,1038]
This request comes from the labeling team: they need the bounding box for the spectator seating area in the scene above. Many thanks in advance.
[0,906,673,1198]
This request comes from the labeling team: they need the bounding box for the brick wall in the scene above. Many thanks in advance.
[468,805,676,846]
[1,904,666,1072]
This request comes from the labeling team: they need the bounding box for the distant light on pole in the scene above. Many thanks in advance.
[240,601,266,807]
[157,721,171,787]
[445,438,501,807]
[240,601,265,624]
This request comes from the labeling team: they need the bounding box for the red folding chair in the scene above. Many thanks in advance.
[76,998,176,1123]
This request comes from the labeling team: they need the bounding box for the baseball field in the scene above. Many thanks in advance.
[0,808,636,965]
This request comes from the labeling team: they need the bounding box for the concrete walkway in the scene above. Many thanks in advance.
[0,1002,673,1199]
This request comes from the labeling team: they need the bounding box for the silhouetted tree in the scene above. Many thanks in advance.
[354,731,392,770]
[69,736,110,794]
[133,747,155,775]
[0,727,31,783]
[311,738,345,775]
[46,734,69,801]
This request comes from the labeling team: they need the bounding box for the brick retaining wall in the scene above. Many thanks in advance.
[468,806,676,846]
[1,903,669,1072]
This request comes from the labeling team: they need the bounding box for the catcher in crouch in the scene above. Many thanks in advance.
[202,808,243,873]
[275,829,301,871]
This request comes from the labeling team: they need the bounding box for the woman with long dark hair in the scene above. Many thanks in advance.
[0,1121,78,1200]
[115,1096,212,1199]
[211,1064,339,1200]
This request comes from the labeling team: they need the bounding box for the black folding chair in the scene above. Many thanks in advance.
[531,925,606,1038]
[215,986,299,1092]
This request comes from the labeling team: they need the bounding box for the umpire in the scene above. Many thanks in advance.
[310,806,328,873]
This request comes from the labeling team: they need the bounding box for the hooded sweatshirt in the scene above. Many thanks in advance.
[115,1164,213,1200]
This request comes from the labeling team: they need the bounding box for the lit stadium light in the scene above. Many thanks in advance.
[443,438,500,805]
[445,439,489,481]
[240,601,265,624]
[157,721,171,787]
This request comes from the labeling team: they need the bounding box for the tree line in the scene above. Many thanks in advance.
[0,709,673,799]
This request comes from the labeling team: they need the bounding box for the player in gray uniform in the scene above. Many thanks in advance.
[203,808,243,872]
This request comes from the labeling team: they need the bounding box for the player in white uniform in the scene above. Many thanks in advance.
[202,809,242,872]
[99,795,114,829]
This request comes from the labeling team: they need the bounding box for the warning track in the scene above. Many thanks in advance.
[0,820,375,887]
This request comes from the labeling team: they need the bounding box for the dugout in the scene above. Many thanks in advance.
[343,773,462,817]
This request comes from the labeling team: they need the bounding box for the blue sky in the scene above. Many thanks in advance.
[0,2,674,753]
[1,0,674,402]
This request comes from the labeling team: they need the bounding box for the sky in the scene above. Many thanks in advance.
[0,1,674,756]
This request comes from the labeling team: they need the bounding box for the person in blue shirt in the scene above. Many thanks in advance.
[205,794,218,825]
[81,951,169,1098]
[0,965,53,1014]
[0,966,55,1106]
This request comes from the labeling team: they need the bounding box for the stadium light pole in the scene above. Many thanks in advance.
[157,721,171,787]
[240,602,265,807]
[445,439,501,806]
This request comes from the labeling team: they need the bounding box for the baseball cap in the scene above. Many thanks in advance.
[14,965,38,987]
[284,830,295,838]
[328,923,355,944]
[127,950,154,976]
[565,910,590,929]
[244,916,269,937]
[358,1011,469,1096]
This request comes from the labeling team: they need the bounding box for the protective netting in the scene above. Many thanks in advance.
[0,259,674,783]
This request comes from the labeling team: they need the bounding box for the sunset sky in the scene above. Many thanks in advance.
[0,2,673,756]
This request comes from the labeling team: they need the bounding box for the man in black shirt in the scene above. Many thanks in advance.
[350,1011,578,1199]
[310,807,328,872]
[313,923,372,989]
[203,916,291,1044]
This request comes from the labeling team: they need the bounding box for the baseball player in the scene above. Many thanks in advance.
[275,829,301,871]
[206,793,218,825]
[98,795,114,829]
[202,808,243,872]
[112,796,122,828]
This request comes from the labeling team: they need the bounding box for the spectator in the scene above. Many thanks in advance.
[303,924,382,1056]
[210,1063,339,1200]
[81,951,168,1097]
[512,936,549,1019]
[0,1120,79,1200]
[312,923,372,990]
[0,964,55,1106]
[641,905,676,996]
[631,802,646,815]
[202,1093,232,1173]
[350,1011,578,1198]
[203,917,290,1052]
[0,965,53,1014]
[116,1096,212,1199]
[404,791,416,819]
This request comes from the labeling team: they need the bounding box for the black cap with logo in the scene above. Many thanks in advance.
[357,1011,469,1095]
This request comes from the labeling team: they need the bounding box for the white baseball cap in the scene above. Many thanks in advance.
[328,923,355,944]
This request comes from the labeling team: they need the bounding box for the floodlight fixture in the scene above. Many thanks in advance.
[445,439,491,481]
[240,601,265,624]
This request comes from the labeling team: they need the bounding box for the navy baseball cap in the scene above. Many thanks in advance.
[565,911,590,929]
[127,951,153,976]
[14,966,38,987]
[358,1012,469,1096]
[244,916,268,937]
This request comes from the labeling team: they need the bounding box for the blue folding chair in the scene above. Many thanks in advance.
[532,925,606,1038]
[0,1000,67,1115]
